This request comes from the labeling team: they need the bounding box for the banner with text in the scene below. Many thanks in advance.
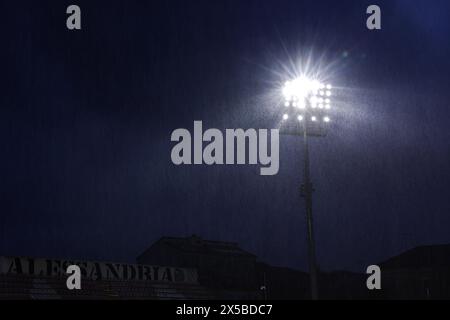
[0,256,198,284]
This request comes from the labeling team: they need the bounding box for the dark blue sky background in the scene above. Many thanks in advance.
[1,0,450,272]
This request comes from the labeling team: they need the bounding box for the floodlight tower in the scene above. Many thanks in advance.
[281,77,333,300]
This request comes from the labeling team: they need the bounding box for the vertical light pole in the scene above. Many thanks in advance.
[301,119,319,300]
[281,77,332,300]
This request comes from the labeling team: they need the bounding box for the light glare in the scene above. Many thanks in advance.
[283,77,324,102]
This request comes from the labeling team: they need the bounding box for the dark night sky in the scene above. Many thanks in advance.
[1,0,450,272]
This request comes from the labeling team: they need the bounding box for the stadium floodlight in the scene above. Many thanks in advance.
[281,77,332,128]
[283,76,321,101]
[279,76,335,301]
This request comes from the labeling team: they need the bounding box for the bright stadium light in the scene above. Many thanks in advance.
[281,76,333,126]
[279,75,336,301]
[283,76,322,103]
